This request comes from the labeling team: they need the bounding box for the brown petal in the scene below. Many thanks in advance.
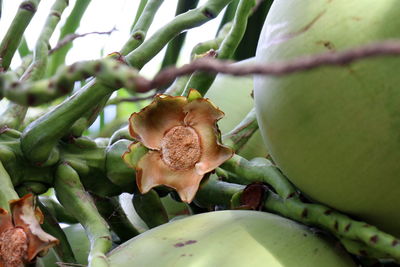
[0,208,13,234]
[136,151,204,203]
[129,95,187,150]
[183,98,224,126]
[183,99,233,175]
[10,194,59,261]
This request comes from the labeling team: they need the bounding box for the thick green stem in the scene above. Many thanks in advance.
[219,154,296,199]
[55,163,111,267]
[22,0,68,81]
[195,175,244,208]
[0,160,18,212]
[182,0,255,96]
[125,0,233,69]
[131,0,148,28]
[0,0,41,71]
[120,0,164,55]
[92,194,140,242]
[40,196,78,224]
[132,189,169,228]
[0,102,28,129]
[3,58,140,106]
[160,0,200,69]
[222,108,258,152]
[264,192,400,262]
[17,36,31,58]
[37,200,77,264]
[47,0,92,77]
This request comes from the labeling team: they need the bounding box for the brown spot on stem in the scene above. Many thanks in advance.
[350,16,362,21]
[27,94,36,106]
[202,8,215,18]
[392,240,399,247]
[286,192,296,199]
[20,2,36,12]
[133,33,143,40]
[301,208,308,218]
[359,250,368,256]
[324,209,333,215]
[50,11,61,18]
[94,62,102,73]
[0,126,9,134]
[316,40,335,51]
[68,64,77,73]
[240,183,268,210]
[344,224,351,232]
[370,235,378,244]
[334,220,339,231]
[10,82,20,89]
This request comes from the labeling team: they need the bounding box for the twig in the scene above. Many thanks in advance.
[49,28,116,55]
[141,40,400,91]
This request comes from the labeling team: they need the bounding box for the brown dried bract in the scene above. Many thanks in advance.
[123,89,233,203]
[0,194,59,267]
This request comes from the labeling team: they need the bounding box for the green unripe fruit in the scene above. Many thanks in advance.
[254,0,400,236]
[206,58,267,159]
[108,210,356,267]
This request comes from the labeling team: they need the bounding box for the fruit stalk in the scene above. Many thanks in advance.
[182,0,255,96]
[55,163,111,267]
[0,160,18,212]
[0,0,41,71]
[46,0,92,77]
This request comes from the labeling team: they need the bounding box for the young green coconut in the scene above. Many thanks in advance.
[123,89,233,203]
[254,0,400,237]
[0,194,59,267]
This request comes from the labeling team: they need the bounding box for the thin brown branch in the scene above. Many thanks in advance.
[135,40,400,92]
[49,28,116,55]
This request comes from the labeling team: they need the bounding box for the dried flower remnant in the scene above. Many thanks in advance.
[123,89,233,203]
[0,194,59,267]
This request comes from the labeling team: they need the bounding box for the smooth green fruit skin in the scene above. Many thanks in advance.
[254,0,400,236]
[206,58,267,159]
[108,210,355,267]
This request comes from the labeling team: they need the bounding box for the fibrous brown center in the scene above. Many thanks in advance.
[0,227,28,267]
[160,126,201,170]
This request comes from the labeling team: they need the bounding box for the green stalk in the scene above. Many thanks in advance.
[132,0,148,28]
[222,108,259,152]
[37,200,77,264]
[3,58,140,106]
[160,0,200,69]
[0,160,18,212]
[264,192,400,262]
[132,189,169,228]
[40,196,78,224]
[23,0,69,81]
[217,0,239,31]
[92,194,141,242]
[219,154,296,199]
[69,0,162,137]
[17,36,31,58]
[120,0,164,55]
[182,0,255,96]
[0,102,28,129]
[47,0,92,77]
[125,0,233,69]
[0,0,41,71]
[55,163,111,267]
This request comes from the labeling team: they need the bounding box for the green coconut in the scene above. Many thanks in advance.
[107,210,356,267]
[206,58,267,159]
[254,0,400,237]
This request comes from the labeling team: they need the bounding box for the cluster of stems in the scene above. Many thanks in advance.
[0,0,399,266]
